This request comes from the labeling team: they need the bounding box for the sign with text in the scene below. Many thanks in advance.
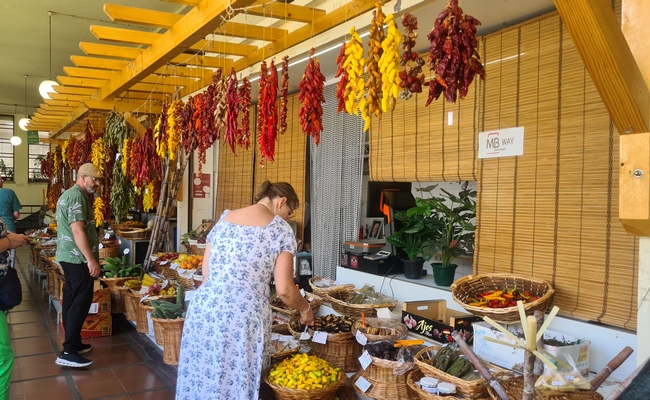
[478,127,524,159]
[192,173,211,198]
[27,131,40,144]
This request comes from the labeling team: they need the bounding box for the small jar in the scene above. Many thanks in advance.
[437,382,457,396]
[419,377,438,393]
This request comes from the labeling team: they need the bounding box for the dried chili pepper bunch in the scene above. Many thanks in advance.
[213,70,228,141]
[224,67,240,155]
[154,104,169,159]
[298,48,326,145]
[365,1,385,119]
[132,128,161,188]
[257,60,279,163]
[398,12,426,99]
[279,56,289,135]
[79,120,95,166]
[335,42,350,114]
[378,13,402,112]
[339,27,366,120]
[194,73,219,173]
[40,152,54,180]
[181,95,197,155]
[426,0,485,105]
[90,136,106,174]
[237,78,252,150]
[166,100,184,161]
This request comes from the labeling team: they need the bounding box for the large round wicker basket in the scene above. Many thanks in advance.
[405,369,444,400]
[325,290,397,319]
[450,273,554,324]
[351,318,409,343]
[263,366,345,400]
[307,331,362,372]
[157,318,185,366]
[123,290,140,323]
[486,372,604,400]
[351,370,419,400]
[259,380,356,400]
[270,293,323,318]
[99,277,130,314]
[308,277,355,297]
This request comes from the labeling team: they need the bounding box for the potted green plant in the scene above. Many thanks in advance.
[420,184,477,286]
[386,197,443,279]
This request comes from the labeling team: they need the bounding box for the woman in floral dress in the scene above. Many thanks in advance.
[176,181,314,400]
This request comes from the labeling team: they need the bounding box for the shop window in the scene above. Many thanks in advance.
[0,116,15,182]
[28,142,49,182]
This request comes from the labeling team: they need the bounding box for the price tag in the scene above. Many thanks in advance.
[88,303,99,314]
[170,263,179,270]
[299,346,310,353]
[552,380,564,386]
[98,243,104,249]
[184,290,196,301]
[116,152,121,161]
[355,330,368,345]
[311,331,328,344]
[140,294,149,303]
[104,232,111,240]
[300,289,306,297]
[359,350,373,370]
[354,376,371,393]
[160,260,169,265]
[564,375,575,382]
[271,334,280,341]
[123,248,130,255]
[376,307,392,319]
[118,239,122,245]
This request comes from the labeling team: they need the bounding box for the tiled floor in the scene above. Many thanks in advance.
[8,248,177,400]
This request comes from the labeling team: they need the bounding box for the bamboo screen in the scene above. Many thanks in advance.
[253,95,308,242]
[371,11,637,330]
[215,106,256,216]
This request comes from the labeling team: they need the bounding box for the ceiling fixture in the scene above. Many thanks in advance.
[39,12,57,99]
[17,75,29,135]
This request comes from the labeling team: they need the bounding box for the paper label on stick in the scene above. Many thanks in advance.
[311,331,328,344]
[359,350,372,370]
[355,330,368,346]
[300,289,306,297]
[355,376,371,392]
[376,307,392,319]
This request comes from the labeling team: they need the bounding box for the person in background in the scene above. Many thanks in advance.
[0,177,22,233]
[54,163,102,368]
[176,180,314,400]
[0,217,28,399]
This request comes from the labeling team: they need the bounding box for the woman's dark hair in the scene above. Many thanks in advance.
[254,180,299,212]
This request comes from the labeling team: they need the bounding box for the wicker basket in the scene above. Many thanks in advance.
[272,324,291,336]
[308,332,363,372]
[157,318,185,365]
[135,303,153,334]
[451,273,554,323]
[325,290,397,319]
[99,277,130,314]
[308,277,355,297]
[405,369,446,400]
[270,292,323,318]
[124,290,140,323]
[183,243,206,255]
[98,246,120,259]
[160,267,177,280]
[263,366,345,400]
[150,316,165,346]
[117,227,152,240]
[486,372,604,400]
[351,370,419,400]
[414,345,506,399]
[351,318,409,343]
[365,354,418,385]
[173,269,198,292]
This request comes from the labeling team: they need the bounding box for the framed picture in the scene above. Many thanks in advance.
[369,220,384,239]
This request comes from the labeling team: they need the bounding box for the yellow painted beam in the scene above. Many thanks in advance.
[44,99,82,107]
[620,132,650,235]
[154,64,213,77]
[50,105,90,139]
[36,108,70,116]
[214,21,287,42]
[40,104,77,111]
[64,66,117,80]
[170,53,233,69]
[117,92,167,101]
[52,86,98,96]
[128,83,177,94]
[125,112,147,137]
[140,74,198,87]
[33,114,64,120]
[554,0,649,134]
[160,0,200,5]
[190,40,256,56]
[57,76,107,89]
[71,55,129,70]
[47,93,88,102]
[80,42,143,60]
[247,1,326,24]
[82,99,162,114]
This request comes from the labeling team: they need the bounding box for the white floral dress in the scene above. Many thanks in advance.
[176,210,296,400]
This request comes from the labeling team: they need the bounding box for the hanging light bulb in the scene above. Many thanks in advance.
[18,118,30,131]
[39,12,56,99]
[10,136,22,146]
[19,75,29,131]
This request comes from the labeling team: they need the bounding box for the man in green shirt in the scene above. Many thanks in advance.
[0,177,21,233]
[55,163,102,368]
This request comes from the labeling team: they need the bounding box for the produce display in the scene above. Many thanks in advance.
[224,67,240,155]
[257,60,279,162]
[341,284,396,305]
[364,341,425,363]
[399,13,426,98]
[142,273,178,296]
[293,315,354,334]
[466,288,541,308]
[279,55,289,136]
[335,42,349,115]
[102,255,142,278]
[268,353,342,390]
[426,0,485,105]
[150,285,185,319]
[427,345,479,380]
[378,13,402,112]
[298,48,326,145]
[237,77,252,149]
[365,1,385,119]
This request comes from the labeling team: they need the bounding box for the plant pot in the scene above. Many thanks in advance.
[432,263,458,286]
[402,258,425,279]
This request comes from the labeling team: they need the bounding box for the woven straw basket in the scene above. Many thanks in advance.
[117,227,152,240]
[123,290,140,322]
[351,318,409,343]
[351,370,419,400]
[307,331,363,372]
[270,293,323,318]
[98,246,120,259]
[157,318,185,366]
[451,273,554,324]
[406,369,446,400]
[150,317,165,346]
[308,277,355,297]
[263,367,345,400]
[259,379,356,400]
[99,277,130,314]
[136,304,153,334]
[325,290,397,319]
[486,373,604,400]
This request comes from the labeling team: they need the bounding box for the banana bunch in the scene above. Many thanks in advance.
[124,279,141,288]
[365,1,385,119]
[94,197,105,228]
[343,27,365,115]
[142,273,159,287]
[91,137,106,173]
[158,286,177,296]
[379,14,402,112]
[143,182,155,213]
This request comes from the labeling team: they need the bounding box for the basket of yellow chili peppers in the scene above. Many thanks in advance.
[451,273,555,323]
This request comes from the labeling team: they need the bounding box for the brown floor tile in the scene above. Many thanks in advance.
[111,364,155,380]
[15,353,57,368]
[18,362,63,380]
[9,395,24,400]
[24,389,73,400]
[105,397,130,400]
[10,368,19,382]
[77,380,127,399]
[13,301,37,312]
[21,376,69,394]
[129,388,175,400]
[7,312,41,324]
[13,342,54,357]
[8,382,22,396]
[119,374,165,393]
[101,347,144,367]
[71,368,117,386]
[13,337,53,348]
[10,323,47,339]
[89,336,127,347]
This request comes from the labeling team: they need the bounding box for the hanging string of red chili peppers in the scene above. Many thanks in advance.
[238,78,252,150]
[425,0,485,105]
[224,67,240,155]
[257,60,279,163]
[399,13,426,99]
[279,56,289,135]
[299,48,326,145]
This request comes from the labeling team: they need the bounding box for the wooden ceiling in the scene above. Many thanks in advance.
[26,0,411,136]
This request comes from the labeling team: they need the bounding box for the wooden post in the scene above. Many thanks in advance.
[533,311,545,379]
[591,346,634,390]
[522,316,538,400]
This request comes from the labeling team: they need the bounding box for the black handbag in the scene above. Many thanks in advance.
[0,266,22,311]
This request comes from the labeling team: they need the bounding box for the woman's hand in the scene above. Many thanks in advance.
[7,233,28,249]
[300,308,315,326]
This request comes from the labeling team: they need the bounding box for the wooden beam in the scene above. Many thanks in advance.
[64,66,116,80]
[154,64,213,77]
[215,21,287,42]
[140,75,198,87]
[80,42,143,60]
[71,55,129,70]
[117,91,167,101]
[620,132,650,235]
[50,105,90,139]
[190,40,256,56]
[47,93,88,102]
[57,76,107,89]
[40,104,77,111]
[44,99,81,107]
[33,114,64,120]
[52,86,98,96]
[170,53,232,70]
[126,83,177,94]
[247,1,326,24]
[36,108,70,116]
[554,0,649,134]
[125,112,147,136]
[83,99,162,114]
[160,0,200,5]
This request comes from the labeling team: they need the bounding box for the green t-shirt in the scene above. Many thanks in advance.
[55,184,99,264]
[0,188,21,232]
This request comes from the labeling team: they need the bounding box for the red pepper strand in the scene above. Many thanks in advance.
[265,60,278,159]
[279,56,289,134]
[225,67,239,155]
[257,61,271,163]
[298,49,326,145]
[335,43,349,114]
[238,78,252,150]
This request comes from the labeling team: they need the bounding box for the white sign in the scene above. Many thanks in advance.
[88,303,99,314]
[478,127,524,159]
[376,308,392,319]
[359,350,373,370]
[355,330,368,345]
[355,376,371,392]
[311,331,328,344]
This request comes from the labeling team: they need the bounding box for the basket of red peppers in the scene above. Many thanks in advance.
[450,274,554,323]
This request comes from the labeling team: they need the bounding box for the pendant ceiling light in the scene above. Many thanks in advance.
[17,75,29,135]
[39,12,57,99]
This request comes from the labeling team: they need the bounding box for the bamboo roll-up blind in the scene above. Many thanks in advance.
[253,95,307,242]
[215,106,256,216]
